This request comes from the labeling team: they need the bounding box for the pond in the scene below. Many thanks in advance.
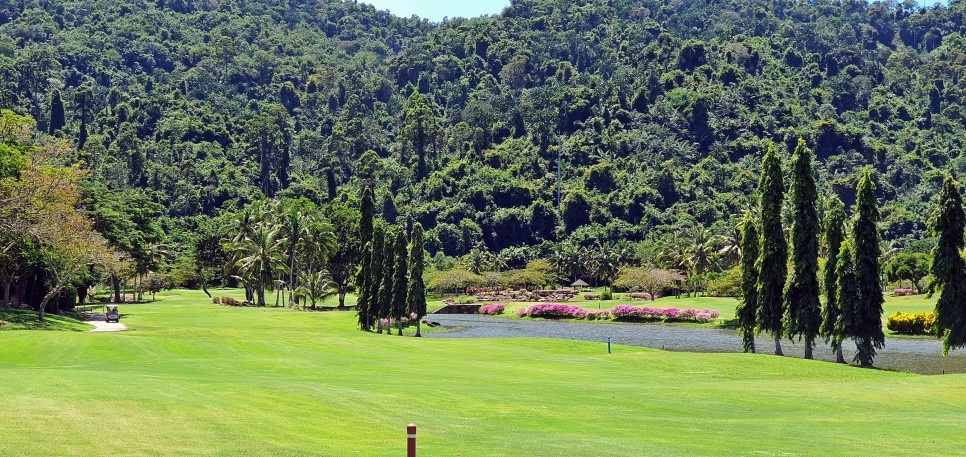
[426,314,966,375]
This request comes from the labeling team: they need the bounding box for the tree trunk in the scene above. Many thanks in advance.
[835,346,845,364]
[38,285,65,322]
[377,319,383,334]
[773,333,783,356]
[288,253,295,306]
[201,280,211,298]
[338,287,347,310]
[111,274,121,303]
[415,319,422,337]
[256,286,266,307]
[804,340,813,359]
[2,280,10,308]
[397,319,403,336]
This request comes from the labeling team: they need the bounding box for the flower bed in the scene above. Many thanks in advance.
[611,305,720,323]
[480,304,505,315]
[892,288,916,296]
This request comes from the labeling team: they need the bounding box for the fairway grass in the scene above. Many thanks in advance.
[1,290,964,456]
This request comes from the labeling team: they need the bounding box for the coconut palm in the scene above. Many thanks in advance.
[233,221,287,306]
[296,269,337,310]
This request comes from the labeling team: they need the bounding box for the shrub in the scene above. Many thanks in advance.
[517,303,586,319]
[892,288,916,296]
[886,311,936,335]
[600,290,613,300]
[480,304,506,315]
[212,296,221,304]
[611,305,719,323]
[219,296,242,306]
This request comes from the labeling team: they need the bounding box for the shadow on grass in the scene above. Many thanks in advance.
[0,309,91,331]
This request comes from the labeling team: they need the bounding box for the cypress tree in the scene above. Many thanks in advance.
[408,223,427,337]
[355,188,374,331]
[928,176,966,354]
[49,89,65,134]
[736,212,759,353]
[368,225,386,333]
[849,169,885,367]
[756,143,788,356]
[378,226,396,335]
[784,139,822,359]
[391,230,409,335]
[355,242,372,331]
[821,196,847,363]
[359,188,374,246]
[834,239,858,362]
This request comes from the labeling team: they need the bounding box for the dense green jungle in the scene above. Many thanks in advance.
[2,0,966,307]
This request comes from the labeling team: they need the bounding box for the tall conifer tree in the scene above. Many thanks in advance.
[756,144,787,356]
[407,223,427,337]
[821,196,847,363]
[49,89,65,134]
[736,212,759,353]
[356,241,372,331]
[834,239,858,363]
[784,139,822,359]
[378,226,396,335]
[928,175,966,354]
[368,225,386,333]
[355,189,374,331]
[391,230,409,335]
[848,169,885,367]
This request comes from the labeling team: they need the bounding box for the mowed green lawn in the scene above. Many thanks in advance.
[1,290,964,456]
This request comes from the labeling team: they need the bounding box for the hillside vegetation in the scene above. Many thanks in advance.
[2,0,964,258]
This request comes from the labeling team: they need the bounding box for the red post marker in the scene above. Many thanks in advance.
[407,423,417,457]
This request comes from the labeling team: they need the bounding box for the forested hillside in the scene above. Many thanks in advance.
[2,0,965,266]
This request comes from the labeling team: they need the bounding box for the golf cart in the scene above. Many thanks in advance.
[105,305,120,323]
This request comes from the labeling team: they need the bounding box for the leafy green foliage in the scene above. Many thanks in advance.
[783,139,821,358]
[755,144,787,352]
[928,176,966,354]
[848,170,885,367]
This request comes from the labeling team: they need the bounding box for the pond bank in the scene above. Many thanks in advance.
[426,314,966,374]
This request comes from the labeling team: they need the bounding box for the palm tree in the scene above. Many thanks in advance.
[465,242,493,274]
[296,270,337,310]
[234,221,287,306]
[278,203,317,306]
[684,226,722,296]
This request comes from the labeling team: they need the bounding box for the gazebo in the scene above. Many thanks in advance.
[571,279,590,288]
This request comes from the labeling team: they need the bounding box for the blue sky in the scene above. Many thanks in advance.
[362,0,511,22]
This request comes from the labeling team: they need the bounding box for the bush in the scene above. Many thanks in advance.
[892,288,916,296]
[517,303,586,319]
[212,296,221,304]
[886,311,936,335]
[706,267,741,297]
[600,290,613,300]
[611,305,720,323]
[480,304,505,315]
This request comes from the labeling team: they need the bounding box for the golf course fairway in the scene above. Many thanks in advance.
[0,290,963,456]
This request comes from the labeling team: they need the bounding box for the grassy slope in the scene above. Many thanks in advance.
[0,289,963,456]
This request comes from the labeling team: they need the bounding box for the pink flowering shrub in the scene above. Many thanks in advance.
[480,304,506,315]
[516,304,611,321]
[892,288,916,296]
[611,305,720,323]
[517,303,586,318]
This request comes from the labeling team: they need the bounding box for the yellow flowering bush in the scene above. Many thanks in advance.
[886,312,937,335]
